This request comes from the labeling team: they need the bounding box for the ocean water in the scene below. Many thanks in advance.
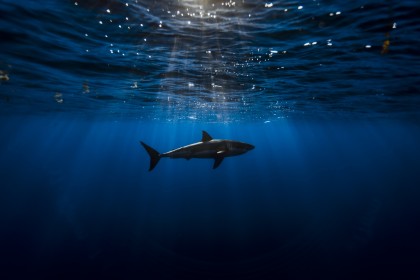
[1,0,420,279]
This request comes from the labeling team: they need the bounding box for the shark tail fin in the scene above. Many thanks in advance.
[140,141,161,171]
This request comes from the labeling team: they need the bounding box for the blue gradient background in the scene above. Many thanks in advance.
[1,0,420,279]
[1,117,420,279]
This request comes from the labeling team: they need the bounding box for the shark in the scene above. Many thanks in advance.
[140,131,254,171]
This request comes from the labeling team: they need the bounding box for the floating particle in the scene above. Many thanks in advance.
[82,81,90,93]
[381,39,390,54]
[54,92,63,103]
[265,3,273,8]
[298,6,303,9]
[131,81,138,88]
[0,70,9,81]
[365,45,372,48]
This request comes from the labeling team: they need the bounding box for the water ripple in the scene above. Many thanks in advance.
[0,0,419,121]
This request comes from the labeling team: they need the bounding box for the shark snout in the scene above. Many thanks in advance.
[246,143,255,151]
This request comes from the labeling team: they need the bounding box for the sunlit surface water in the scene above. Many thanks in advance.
[1,1,420,279]
[1,0,419,120]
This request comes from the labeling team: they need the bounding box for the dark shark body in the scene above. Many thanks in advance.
[140,131,254,171]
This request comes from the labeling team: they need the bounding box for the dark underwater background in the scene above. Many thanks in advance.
[1,0,420,279]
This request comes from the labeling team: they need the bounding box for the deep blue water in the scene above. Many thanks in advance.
[1,0,420,279]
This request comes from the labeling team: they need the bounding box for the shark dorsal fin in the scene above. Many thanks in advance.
[202,131,213,142]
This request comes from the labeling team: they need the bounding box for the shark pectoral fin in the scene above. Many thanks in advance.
[213,156,224,169]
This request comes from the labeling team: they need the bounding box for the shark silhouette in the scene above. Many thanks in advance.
[140,131,254,171]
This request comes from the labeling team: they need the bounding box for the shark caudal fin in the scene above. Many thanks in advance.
[140,141,161,171]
